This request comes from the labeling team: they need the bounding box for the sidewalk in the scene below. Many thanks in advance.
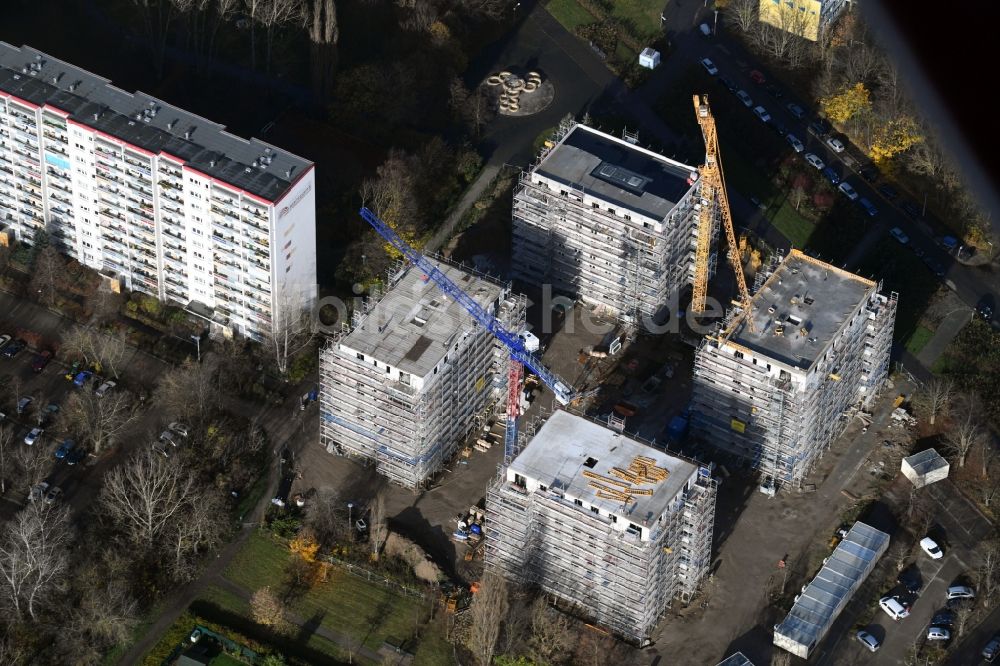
[916,308,972,369]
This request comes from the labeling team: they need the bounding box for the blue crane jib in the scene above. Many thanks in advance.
[358,207,573,405]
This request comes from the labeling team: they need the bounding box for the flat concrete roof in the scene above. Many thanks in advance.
[903,448,949,475]
[716,654,755,666]
[0,43,311,202]
[510,411,698,527]
[343,260,504,379]
[727,250,876,370]
[536,124,696,221]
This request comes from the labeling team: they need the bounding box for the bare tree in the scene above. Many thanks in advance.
[0,425,12,494]
[978,539,1000,608]
[251,585,290,632]
[981,476,1000,509]
[945,396,986,467]
[469,571,509,666]
[13,442,51,491]
[169,489,228,581]
[87,287,124,326]
[60,326,129,379]
[529,597,574,664]
[131,0,181,78]
[63,390,140,454]
[498,590,531,655]
[915,378,953,426]
[262,288,315,377]
[981,436,998,479]
[727,0,758,33]
[0,502,72,620]
[154,357,220,426]
[305,489,349,547]
[369,491,388,561]
[449,78,496,138]
[99,450,196,545]
[30,245,63,307]
[255,0,304,74]
[306,0,339,101]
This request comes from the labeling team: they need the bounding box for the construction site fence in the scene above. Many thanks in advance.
[319,552,434,601]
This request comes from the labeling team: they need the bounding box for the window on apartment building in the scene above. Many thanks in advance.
[356,353,364,361]
[284,240,292,250]
[734,351,744,360]
[539,484,547,491]
[607,209,615,215]
[590,506,599,515]
[574,499,583,507]
[591,203,599,209]
[399,372,410,386]
[624,214,631,221]
[560,190,567,196]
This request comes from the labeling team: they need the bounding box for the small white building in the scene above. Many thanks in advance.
[639,48,661,70]
[902,449,949,488]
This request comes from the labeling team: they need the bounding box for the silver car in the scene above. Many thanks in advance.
[856,629,880,652]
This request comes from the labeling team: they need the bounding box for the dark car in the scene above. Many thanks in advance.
[73,370,93,388]
[977,296,995,322]
[718,76,738,93]
[931,610,955,627]
[54,439,76,460]
[1,339,26,359]
[983,635,1000,662]
[877,183,899,200]
[808,118,832,136]
[860,164,880,182]
[901,200,922,219]
[821,167,841,185]
[31,350,52,373]
[770,121,789,137]
[766,84,783,99]
[750,69,766,85]
[897,567,922,594]
[65,446,86,465]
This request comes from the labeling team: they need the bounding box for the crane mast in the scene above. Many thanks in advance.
[358,207,576,464]
[689,94,756,332]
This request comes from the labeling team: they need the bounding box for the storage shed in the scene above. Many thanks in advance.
[902,448,949,488]
[639,48,661,69]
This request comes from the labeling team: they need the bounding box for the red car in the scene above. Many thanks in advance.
[31,350,53,373]
[750,70,766,85]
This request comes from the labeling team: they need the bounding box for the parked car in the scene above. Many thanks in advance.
[54,439,76,460]
[897,568,923,594]
[749,69,766,85]
[1,339,26,359]
[65,446,86,465]
[860,164,880,182]
[804,153,825,170]
[879,596,910,620]
[946,585,975,600]
[877,183,899,200]
[159,430,179,446]
[44,486,62,505]
[770,120,788,137]
[765,84,783,99]
[855,629,880,652]
[24,427,43,446]
[916,536,944,560]
[0,335,10,351]
[858,198,879,218]
[28,482,49,502]
[736,90,753,107]
[95,380,117,397]
[786,103,806,120]
[976,296,994,322]
[700,58,718,75]
[825,136,846,153]
[752,105,771,123]
[901,200,922,219]
[168,422,191,438]
[927,626,951,641]
[982,635,1000,662]
[821,166,841,185]
[73,370,93,387]
[698,22,712,37]
[718,75,738,92]
[31,350,52,373]
[786,134,804,153]
[890,227,910,244]
[838,182,859,200]
[152,441,171,458]
[808,118,832,136]
[931,610,954,627]
[16,397,32,415]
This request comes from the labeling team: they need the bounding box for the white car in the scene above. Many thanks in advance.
[838,181,859,200]
[168,422,190,438]
[927,627,951,641]
[0,335,10,350]
[736,90,753,108]
[786,133,804,153]
[753,105,771,123]
[890,227,910,245]
[24,427,43,446]
[947,585,975,600]
[920,536,943,559]
[804,153,825,170]
[826,137,846,153]
[95,380,117,397]
[879,596,910,620]
[856,630,880,652]
[700,58,718,75]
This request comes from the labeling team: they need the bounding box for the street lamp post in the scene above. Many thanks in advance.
[347,502,354,542]
[714,9,719,34]
[191,334,201,362]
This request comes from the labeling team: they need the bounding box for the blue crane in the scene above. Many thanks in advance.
[359,207,575,461]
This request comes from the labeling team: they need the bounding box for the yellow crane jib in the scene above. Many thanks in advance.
[690,94,756,333]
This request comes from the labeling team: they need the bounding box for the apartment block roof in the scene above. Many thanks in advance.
[510,411,698,528]
[535,124,697,221]
[726,250,877,370]
[343,260,505,380]
[0,43,311,202]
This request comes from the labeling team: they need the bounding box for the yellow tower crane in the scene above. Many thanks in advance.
[689,94,756,332]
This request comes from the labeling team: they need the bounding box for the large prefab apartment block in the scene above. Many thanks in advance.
[691,250,896,485]
[0,44,317,339]
[319,259,524,488]
[511,123,708,322]
[486,411,717,644]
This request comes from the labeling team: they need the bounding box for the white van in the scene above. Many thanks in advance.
[879,596,910,620]
[699,23,712,37]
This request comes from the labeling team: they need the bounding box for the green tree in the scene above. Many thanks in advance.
[819,83,871,124]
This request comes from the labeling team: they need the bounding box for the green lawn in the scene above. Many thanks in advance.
[905,325,934,356]
[769,199,813,248]
[609,0,665,39]
[225,532,444,659]
[857,238,941,343]
[545,0,596,33]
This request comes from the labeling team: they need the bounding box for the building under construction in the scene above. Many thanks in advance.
[319,259,525,488]
[486,411,717,644]
[511,122,711,322]
[690,249,896,486]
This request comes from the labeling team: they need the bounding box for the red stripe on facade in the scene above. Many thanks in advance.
[42,104,70,118]
[182,164,274,205]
